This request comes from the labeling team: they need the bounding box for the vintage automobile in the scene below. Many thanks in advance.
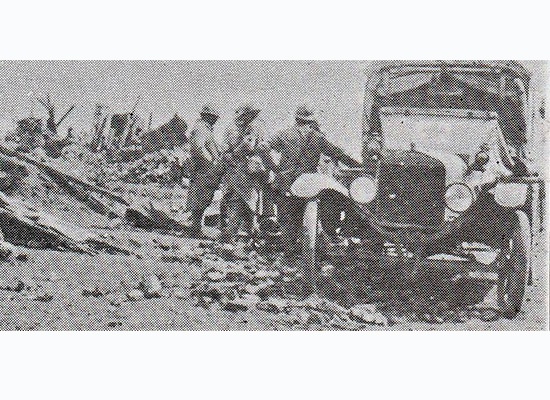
[291,61,544,317]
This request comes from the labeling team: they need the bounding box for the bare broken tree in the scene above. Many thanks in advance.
[36,94,76,157]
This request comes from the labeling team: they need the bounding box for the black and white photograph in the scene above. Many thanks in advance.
[1,2,549,399]
[0,60,546,331]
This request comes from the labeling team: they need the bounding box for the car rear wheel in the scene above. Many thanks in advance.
[497,211,531,318]
[302,199,320,293]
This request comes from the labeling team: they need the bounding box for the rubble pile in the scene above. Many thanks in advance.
[184,242,389,330]
[183,241,503,329]
[79,272,191,307]
[119,150,189,185]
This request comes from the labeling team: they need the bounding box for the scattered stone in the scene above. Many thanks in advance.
[215,242,248,260]
[350,305,376,323]
[153,237,177,251]
[160,254,185,263]
[354,303,377,313]
[20,277,37,291]
[320,264,335,277]
[225,264,252,281]
[107,321,122,328]
[244,280,274,295]
[190,247,207,260]
[281,265,298,275]
[206,271,225,281]
[254,269,280,279]
[257,297,290,313]
[292,309,312,324]
[127,289,145,301]
[304,295,348,317]
[172,287,190,299]
[479,308,500,322]
[215,242,236,259]
[15,252,29,261]
[241,293,262,304]
[141,274,162,298]
[128,238,142,248]
[0,279,24,292]
[224,296,259,312]
[374,312,389,326]
[201,296,214,305]
[420,313,434,323]
[31,291,53,302]
[0,241,15,259]
[308,310,327,325]
[82,286,104,297]
[440,310,456,322]
[232,244,248,260]
[107,292,126,306]
[330,314,362,330]
[191,281,235,300]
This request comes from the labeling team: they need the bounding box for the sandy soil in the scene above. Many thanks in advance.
[1,225,546,331]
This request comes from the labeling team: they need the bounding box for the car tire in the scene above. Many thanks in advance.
[302,198,320,294]
[497,210,531,318]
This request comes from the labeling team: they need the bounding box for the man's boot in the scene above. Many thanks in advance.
[187,211,204,238]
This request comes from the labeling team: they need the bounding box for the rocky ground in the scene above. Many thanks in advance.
[0,144,547,331]
[0,225,546,331]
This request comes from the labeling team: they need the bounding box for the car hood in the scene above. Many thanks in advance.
[379,107,515,183]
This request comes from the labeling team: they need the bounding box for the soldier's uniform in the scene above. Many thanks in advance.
[263,106,360,254]
[219,104,270,242]
[185,104,222,236]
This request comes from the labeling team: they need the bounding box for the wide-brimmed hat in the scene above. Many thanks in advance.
[235,103,261,121]
[295,105,316,123]
[200,103,220,118]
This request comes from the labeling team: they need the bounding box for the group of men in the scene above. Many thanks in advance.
[185,103,360,256]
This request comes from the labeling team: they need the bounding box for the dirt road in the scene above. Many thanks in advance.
[1,227,546,331]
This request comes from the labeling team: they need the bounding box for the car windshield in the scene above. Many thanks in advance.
[365,65,529,150]
[379,107,503,159]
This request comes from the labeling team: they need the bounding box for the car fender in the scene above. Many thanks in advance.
[290,173,350,199]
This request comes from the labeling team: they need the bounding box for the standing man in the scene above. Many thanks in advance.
[262,105,361,256]
[219,103,269,243]
[185,104,222,237]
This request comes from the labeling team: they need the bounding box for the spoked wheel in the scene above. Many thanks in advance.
[497,211,531,318]
[302,198,320,294]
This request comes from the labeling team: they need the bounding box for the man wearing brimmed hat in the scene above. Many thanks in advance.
[219,103,272,242]
[261,105,360,255]
[185,104,223,237]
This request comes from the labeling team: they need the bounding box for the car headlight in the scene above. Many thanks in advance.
[494,183,528,207]
[349,176,377,204]
[445,183,474,212]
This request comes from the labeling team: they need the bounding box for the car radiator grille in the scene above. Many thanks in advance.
[376,151,446,226]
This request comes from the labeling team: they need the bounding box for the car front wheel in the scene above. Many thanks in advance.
[497,211,531,318]
[302,198,320,293]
